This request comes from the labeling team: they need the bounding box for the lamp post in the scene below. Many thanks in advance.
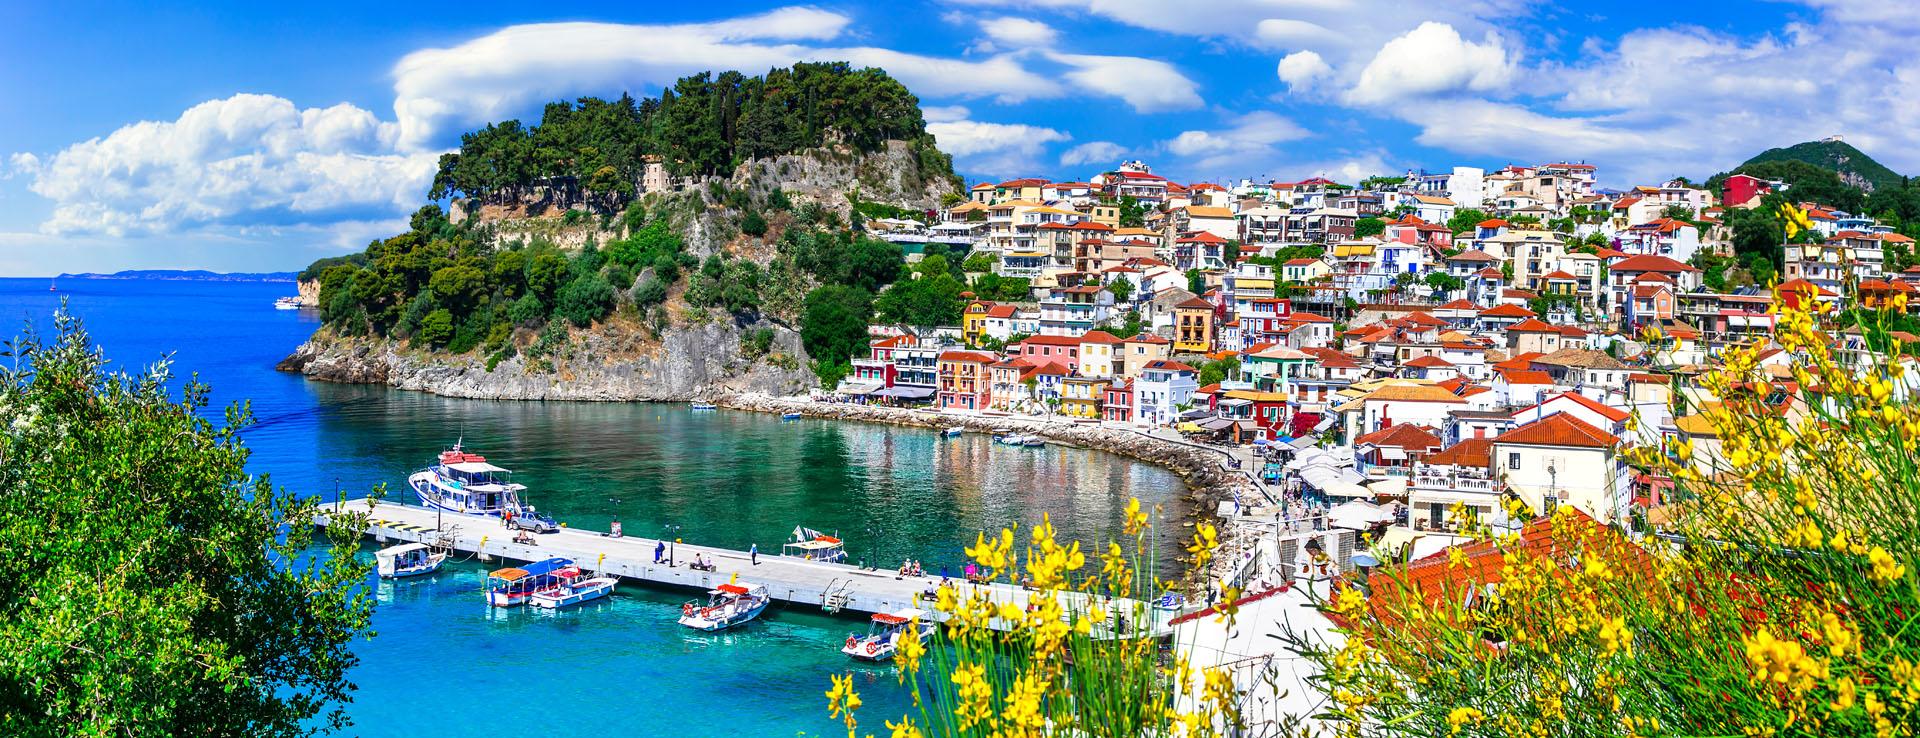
[664,523,682,567]
[607,498,623,538]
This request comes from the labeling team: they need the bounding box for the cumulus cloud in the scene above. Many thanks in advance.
[1044,52,1204,112]
[1346,22,1514,105]
[927,119,1070,177]
[1276,51,1333,89]
[388,7,1060,149]
[1162,112,1309,171]
[921,105,972,123]
[979,17,1058,46]
[1060,141,1127,167]
[12,94,436,237]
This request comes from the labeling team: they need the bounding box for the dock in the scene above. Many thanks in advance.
[322,499,1169,634]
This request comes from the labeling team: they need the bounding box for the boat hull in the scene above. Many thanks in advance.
[677,600,768,631]
[531,578,616,609]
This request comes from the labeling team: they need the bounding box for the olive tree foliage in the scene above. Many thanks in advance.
[0,308,376,737]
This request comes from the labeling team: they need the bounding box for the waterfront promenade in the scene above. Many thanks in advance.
[325,499,1170,634]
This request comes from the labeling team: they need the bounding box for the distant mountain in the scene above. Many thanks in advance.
[1740,138,1903,193]
[56,269,297,282]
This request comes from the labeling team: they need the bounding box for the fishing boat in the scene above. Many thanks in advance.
[783,526,848,563]
[273,296,300,310]
[690,402,717,411]
[530,572,618,609]
[374,542,448,579]
[941,427,964,438]
[842,608,936,661]
[485,557,576,607]
[677,582,770,631]
[781,411,803,420]
[410,440,530,517]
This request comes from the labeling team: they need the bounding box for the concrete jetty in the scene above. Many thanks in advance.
[323,498,1169,634]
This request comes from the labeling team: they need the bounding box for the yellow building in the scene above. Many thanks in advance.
[1174,297,1215,354]
[962,301,993,346]
[1059,377,1109,419]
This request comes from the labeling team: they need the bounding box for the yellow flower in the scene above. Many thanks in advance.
[1122,497,1150,536]
[1868,545,1907,583]
[885,716,922,738]
[1831,677,1857,713]
[825,673,862,738]
[951,663,992,731]
[1187,522,1219,570]
[1448,706,1485,734]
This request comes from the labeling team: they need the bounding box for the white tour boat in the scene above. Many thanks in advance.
[531,573,618,609]
[374,542,448,579]
[410,440,530,517]
[678,582,770,631]
[843,608,935,661]
[273,296,301,310]
[783,526,847,563]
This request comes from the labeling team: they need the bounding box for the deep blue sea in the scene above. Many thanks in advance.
[0,277,1187,736]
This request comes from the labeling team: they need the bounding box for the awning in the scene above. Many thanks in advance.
[1219,398,1253,407]
[873,386,936,399]
[1196,416,1238,431]
[836,381,883,396]
[1368,477,1409,498]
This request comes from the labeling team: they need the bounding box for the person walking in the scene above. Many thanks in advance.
[750,543,758,565]
[654,540,665,564]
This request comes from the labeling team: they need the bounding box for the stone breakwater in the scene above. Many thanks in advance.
[717,393,1257,510]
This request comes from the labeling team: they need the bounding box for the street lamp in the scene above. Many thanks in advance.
[663,523,683,566]
[607,498,624,538]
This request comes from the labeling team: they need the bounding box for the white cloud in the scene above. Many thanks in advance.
[1060,141,1127,167]
[389,8,1062,149]
[1276,51,1333,89]
[1255,18,1331,47]
[1044,52,1204,112]
[12,94,436,237]
[927,119,1070,177]
[1347,22,1514,105]
[979,17,1058,46]
[921,105,972,123]
[1162,111,1309,171]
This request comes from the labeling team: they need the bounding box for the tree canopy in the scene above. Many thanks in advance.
[0,310,374,735]
[429,62,954,209]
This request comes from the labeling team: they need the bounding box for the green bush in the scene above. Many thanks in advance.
[416,309,455,346]
[632,276,668,307]
[507,294,546,327]
[555,273,616,327]
[741,210,768,237]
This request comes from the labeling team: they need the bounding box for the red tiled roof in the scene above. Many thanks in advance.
[1498,368,1553,385]
[940,350,997,363]
[1479,304,1536,318]
[1404,355,1454,368]
[1611,254,1699,273]
[1508,318,1560,333]
[1536,390,1630,423]
[986,305,1017,318]
[1355,423,1444,450]
[1144,359,1197,372]
[1079,330,1124,345]
[1495,412,1618,448]
[1425,438,1494,468]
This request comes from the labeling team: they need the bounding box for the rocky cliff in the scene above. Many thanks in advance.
[295,278,320,307]
[279,316,812,401]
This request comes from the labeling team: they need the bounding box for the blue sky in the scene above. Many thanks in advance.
[3,0,1914,274]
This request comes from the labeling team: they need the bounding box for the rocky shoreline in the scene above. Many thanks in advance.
[715,392,1257,511]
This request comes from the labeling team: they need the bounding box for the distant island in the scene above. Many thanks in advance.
[56,269,297,282]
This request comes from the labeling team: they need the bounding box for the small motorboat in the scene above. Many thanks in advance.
[485,557,576,607]
[994,432,1028,446]
[375,542,447,579]
[678,582,770,631]
[273,296,301,310]
[531,573,618,609]
[843,608,936,661]
[690,403,717,411]
[1021,436,1046,448]
[783,526,848,563]
[941,427,964,438]
[781,412,803,421]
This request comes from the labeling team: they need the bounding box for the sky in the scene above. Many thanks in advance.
[4,0,1918,275]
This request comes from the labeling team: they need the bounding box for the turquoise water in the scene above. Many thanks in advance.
[0,278,1187,736]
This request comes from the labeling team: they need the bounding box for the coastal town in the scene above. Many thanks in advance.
[811,156,1892,535]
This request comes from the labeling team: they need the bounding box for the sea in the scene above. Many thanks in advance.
[0,277,1189,737]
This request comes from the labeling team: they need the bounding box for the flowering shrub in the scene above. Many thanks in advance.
[825,498,1251,737]
[1289,294,1919,737]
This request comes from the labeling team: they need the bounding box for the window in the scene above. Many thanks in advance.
[1507,452,1521,470]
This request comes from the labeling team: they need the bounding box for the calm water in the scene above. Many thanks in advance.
[1,277,1187,736]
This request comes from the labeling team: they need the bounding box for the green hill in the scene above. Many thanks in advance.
[1741,138,1902,193]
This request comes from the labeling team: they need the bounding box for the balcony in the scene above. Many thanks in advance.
[1412,472,1503,494]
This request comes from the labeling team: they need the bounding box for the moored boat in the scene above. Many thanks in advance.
[273,296,300,310]
[485,557,576,607]
[677,582,770,631]
[1021,436,1046,447]
[781,412,803,420]
[783,526,847,563]
[843,608,935,661]
[375,542,448,579]
[410,440,532,517]
[942,427,964,438]
[531,573,618,609]
[690,403,717,411]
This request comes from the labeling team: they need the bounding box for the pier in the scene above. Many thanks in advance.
[323,499,1169,633]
